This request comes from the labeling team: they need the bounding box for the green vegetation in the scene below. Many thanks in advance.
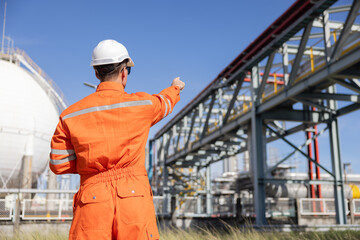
[1,228,360,240]
[161,227,360,240]
[0,231,67,240]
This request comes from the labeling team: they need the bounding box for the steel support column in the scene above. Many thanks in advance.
[328,85,347,224]
[250,65,267,225]
[282,44,290,85]
[148,139,154,182]
[206,163,212,215]
[249,117,267,225]
[162,134,170,215]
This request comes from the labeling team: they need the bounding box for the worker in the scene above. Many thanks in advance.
[49,39,185,240]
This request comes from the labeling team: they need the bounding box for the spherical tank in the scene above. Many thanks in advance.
[0,59,59,188]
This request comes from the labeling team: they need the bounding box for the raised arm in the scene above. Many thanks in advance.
[151,77,185,126]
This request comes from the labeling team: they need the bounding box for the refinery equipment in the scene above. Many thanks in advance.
[0,36,75,226]
[149,0,360,227]
[0,41,66,189]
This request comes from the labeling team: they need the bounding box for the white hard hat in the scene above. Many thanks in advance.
[91,39,135,67]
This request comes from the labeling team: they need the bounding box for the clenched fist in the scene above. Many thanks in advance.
[171,77,185,91]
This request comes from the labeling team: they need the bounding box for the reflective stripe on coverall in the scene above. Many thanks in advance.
[49,81,180,240]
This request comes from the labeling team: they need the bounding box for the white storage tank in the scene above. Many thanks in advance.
[0,57,63,188]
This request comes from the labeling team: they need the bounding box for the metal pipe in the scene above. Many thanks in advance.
[1,2,7,54]
[313,110,322,198]
[307,130,316,198]
[265,183,355,199]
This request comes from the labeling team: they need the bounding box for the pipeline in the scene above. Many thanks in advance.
[265,183,360,199]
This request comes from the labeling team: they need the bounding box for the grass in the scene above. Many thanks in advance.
[160,227,360,240]
[0,231,68,240]
[1,226,360,239]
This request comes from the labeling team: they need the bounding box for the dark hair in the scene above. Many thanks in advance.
[94,59,128,82]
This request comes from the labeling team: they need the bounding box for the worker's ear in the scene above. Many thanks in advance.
[122,67,127,78]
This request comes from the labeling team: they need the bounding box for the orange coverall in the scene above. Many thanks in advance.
[49,81,180,240]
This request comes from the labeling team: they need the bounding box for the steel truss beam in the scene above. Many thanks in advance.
[266,123,308,143]
[294,97,336,114]
[223,74,245,124]
[337,103,360,116]
[288,22,313,86]
[331,77,360,94]
[331,0,360,60]
[151,1,360,225]
[266,125,334,177]
[258,53,275,97]
[299,92,360,103]
[155,0,337,139]
[258,46,360,114]
[263,109,330,123]
[266,126,328,175]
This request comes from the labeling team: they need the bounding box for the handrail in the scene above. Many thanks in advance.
[13,48,68,111]
[0,188,77,194]
[0,47,68,113]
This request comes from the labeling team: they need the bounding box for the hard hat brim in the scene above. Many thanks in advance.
[91,55,134,67]
[126,58,135,67]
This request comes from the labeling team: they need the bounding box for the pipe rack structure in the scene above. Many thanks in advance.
[149,0,360,225]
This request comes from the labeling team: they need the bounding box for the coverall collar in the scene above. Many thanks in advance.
[96,81,125,93]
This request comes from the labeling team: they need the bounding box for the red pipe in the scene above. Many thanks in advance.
[307,131,316,199]
[243,72,285,84]
[312,108,322,198]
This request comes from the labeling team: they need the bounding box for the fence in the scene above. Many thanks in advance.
[21,199,73,220]
[0,199,13,220]
[0,189,76,221]
[352,199,360,215]
[153,195,166,216]
[212,194,236,216]
[241,197,296,218]
[299,198,351,216]
[2,190,356,221]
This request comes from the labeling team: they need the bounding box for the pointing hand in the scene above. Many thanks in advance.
[171,77,185,91]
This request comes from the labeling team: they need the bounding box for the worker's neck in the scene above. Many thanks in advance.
[105,77,126,89]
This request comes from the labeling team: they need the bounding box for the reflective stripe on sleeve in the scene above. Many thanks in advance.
[62,100,152,120]
[159,95,168,119]
[50,155,76,165]
[51,149,75,155]
[165,97,172,116]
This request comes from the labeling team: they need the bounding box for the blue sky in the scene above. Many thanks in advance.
[2,0,359,175]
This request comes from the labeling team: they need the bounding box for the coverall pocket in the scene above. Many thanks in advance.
[78,183,113,231]
[117,183,148,224]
